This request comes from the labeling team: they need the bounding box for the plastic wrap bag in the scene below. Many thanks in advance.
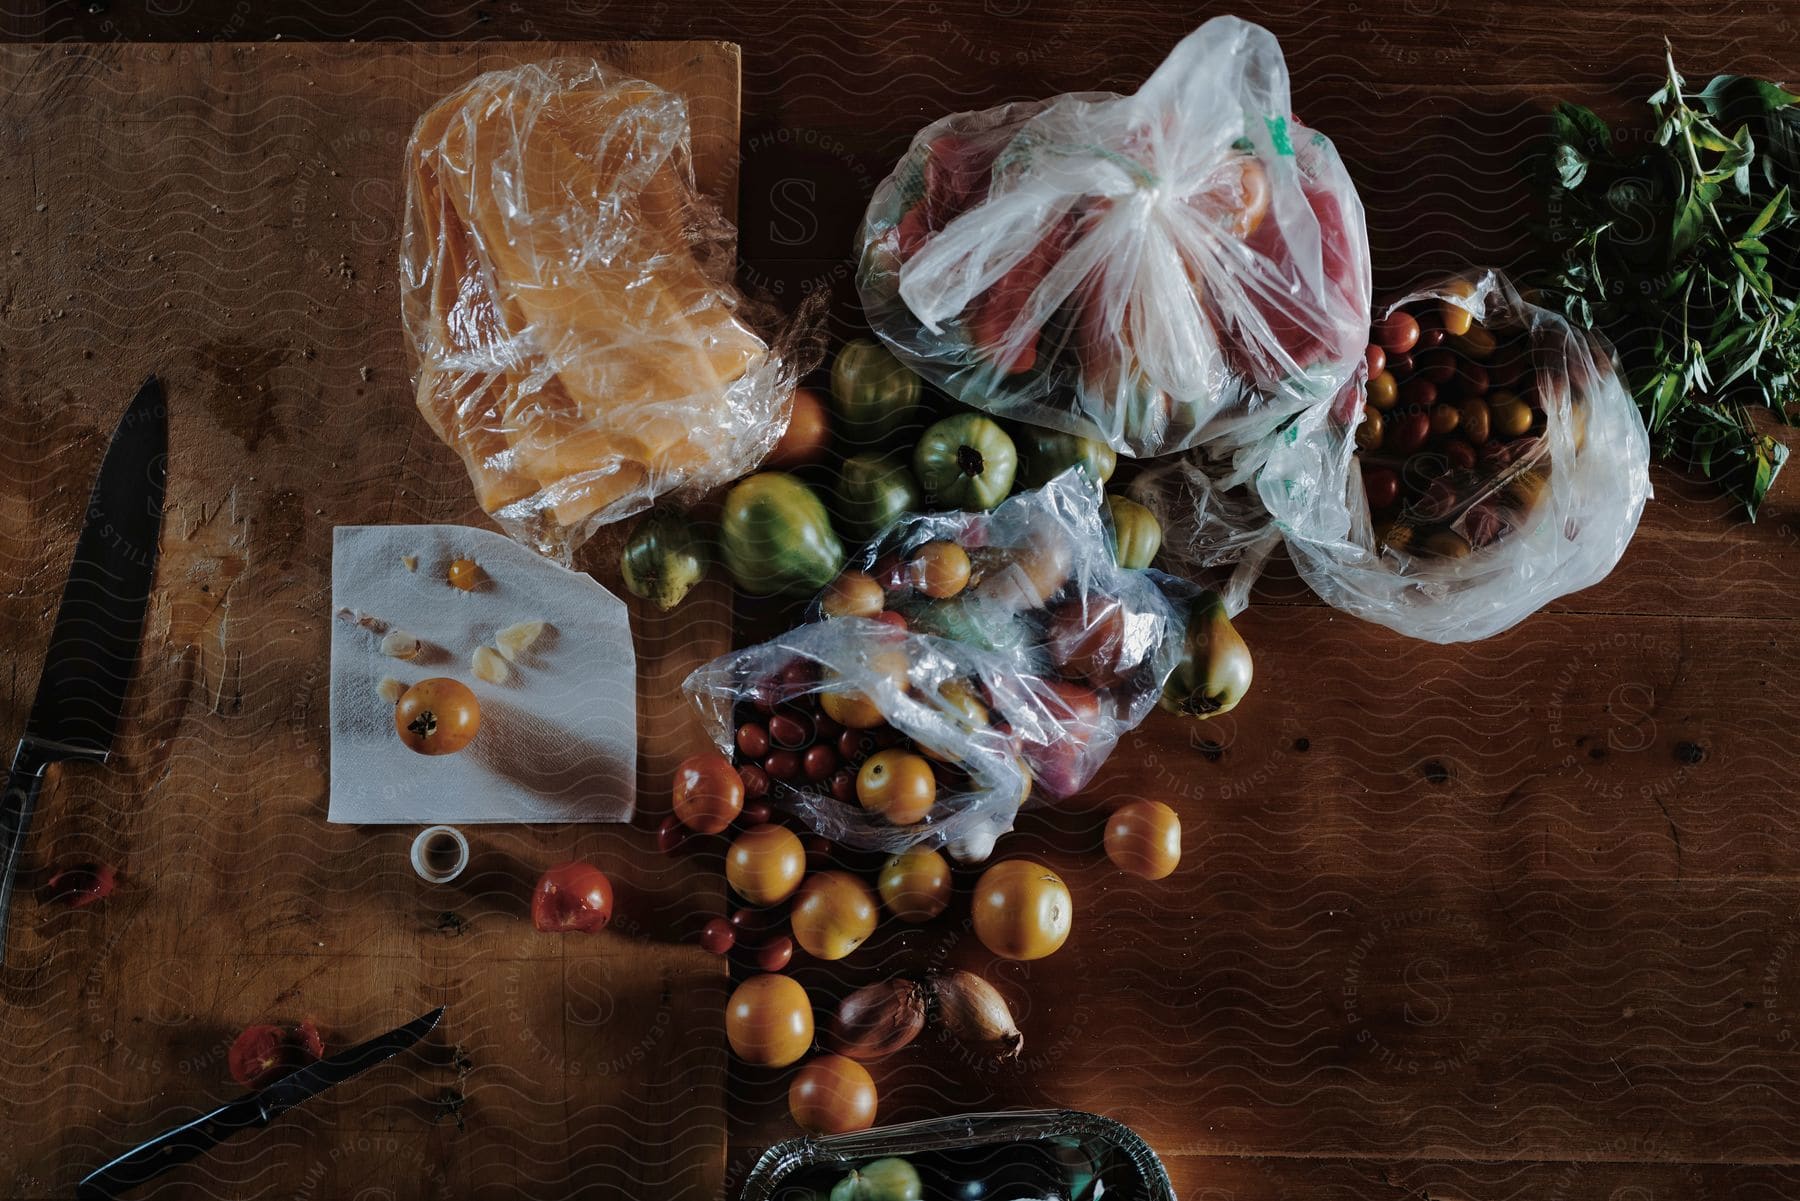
[855,15,1369,461]
[1253,268,1651,642]
[684,473,1193,860]
[401,61,818,560]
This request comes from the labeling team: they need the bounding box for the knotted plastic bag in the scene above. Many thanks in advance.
[855,15,1369,461]
[401,60,818,560]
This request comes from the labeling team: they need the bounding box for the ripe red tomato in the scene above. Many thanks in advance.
[530,861,615,934]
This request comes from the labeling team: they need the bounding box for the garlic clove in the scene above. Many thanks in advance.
[495,620,546,663]
[380,630,422,660]
[471,645,510,684]
[400,554,419,573]
[377,676,406,704]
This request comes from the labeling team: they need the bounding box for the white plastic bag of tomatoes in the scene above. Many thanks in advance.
[685,473,1201,861]
[855,15,1370,461]
[1255,268,1652,642]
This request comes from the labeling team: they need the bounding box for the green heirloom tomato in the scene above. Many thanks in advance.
[830,338,923,448]
[619,508,710,611]
[1159,593,1253,719]
[720,472,845,596]
[1105,494,1162,570]
[830,1158,922,1201]
[1015,426,1117,489]
[913,414,1017,510]
[835,454,922,543]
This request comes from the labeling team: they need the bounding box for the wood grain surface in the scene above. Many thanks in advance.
[3,4,1800,1201]
[0,39,741,1201]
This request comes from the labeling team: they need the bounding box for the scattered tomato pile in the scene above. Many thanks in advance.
[1356,284,1574,558]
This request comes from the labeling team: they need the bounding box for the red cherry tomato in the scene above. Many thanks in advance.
[1363,344,1385,376]
[737,723,771,759]
[1363,466,1401,510]
[699,917,735,955]
[1375,311,1420,354]
[764,750,802,782]
[530,861,615,934]
[673,752,744,833]
[803,744,839,782]
[738,763,771,801]
[768,712,813,750]
[756,934,796,972]
[656,815,689,855]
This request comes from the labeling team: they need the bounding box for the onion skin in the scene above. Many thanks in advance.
[826,979,927,1061]
[928,970,1024,1060]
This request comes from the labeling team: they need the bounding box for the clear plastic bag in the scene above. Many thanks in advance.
[401,60,819,561]
[855,15,1369,461]
[684,473,1191,860]
[1254,268,1652,642]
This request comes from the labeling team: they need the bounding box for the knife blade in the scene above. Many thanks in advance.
[0,375,166,962]
[76,1006,444,1201]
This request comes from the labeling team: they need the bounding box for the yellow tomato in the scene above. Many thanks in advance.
[1103,800,1181,880]
[726,973,814,1067]
[788,1054,877,1134]
[877,848,952,922]
[856,750,937,826]
[972,860,1072,961]
[725,824,807,905]
[791,871,878,961]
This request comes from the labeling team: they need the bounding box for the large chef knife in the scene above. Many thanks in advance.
[0,376,166,962]
[76,1006,446,1200]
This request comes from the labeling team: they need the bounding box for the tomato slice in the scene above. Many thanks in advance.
[530,861,615,934]
[227,1020,325,1089]
[45,862,118,909]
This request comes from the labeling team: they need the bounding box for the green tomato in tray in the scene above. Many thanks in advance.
[1104,494,1162,570]
[913,413,1017,511]
[619,507,711,611]
[835,453,922,543]
[830,338,923,449]
[1013,425,1117,490]
[829,1157,922,1201]
[719,472,845,596]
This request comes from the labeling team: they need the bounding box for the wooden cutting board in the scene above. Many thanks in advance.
[0,41,738,1200]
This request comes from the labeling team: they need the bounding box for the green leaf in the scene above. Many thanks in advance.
[1553,102,1614,158]
[1554,143,1590,189]
[1699,74,1800,119]
[1743,186,1791,237]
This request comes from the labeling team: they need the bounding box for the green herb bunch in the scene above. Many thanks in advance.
[1539,48,1800,517]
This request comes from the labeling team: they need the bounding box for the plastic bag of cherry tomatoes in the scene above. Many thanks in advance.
[1255,267,1651,642]
[854,15,1370,461]
[684,473,1192,861]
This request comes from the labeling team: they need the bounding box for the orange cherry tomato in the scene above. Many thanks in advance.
[672,751,745,834]
[530,861,614,932]
[791,871,878,960]
[855,750,937,826]
[877,848,952,922]
[726,824,807,906]
[766,387,832,469]
[821,571,885,619]
[725,973,814,1068]
[447,557,483,590]
[972,860,1072,961]
[1104,800,1181,880]
[905,540,971,599]
[394,678,482,756]
[788,1053,877,1134]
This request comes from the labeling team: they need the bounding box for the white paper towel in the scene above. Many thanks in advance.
[329,524,636,824]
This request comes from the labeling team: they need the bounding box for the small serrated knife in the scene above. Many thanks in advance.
[0,375,167,963]
[77,1006,446,1200]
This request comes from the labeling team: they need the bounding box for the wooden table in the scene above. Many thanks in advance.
[4,4,1799,1200]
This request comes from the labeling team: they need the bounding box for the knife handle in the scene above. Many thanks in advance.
[76,1099,267,1200]
[0,741,52,967]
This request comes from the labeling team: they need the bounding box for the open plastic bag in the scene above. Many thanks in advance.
[685,473,1197,860]
[1252,268,1651,642]
[855,15,1369,461]
[401,61,819,560]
